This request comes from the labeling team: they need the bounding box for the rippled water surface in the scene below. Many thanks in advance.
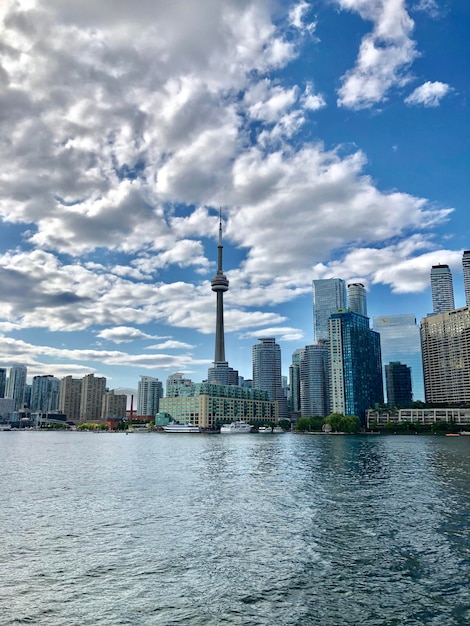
[1,431,470,625]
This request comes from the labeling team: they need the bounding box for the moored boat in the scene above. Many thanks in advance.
[220,420,252,434]
[162,422,201,433]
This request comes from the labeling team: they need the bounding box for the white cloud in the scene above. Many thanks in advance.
[337,0,418,109]
[240,327,305,341]
[405,81,451,107]
[96,327,165,344]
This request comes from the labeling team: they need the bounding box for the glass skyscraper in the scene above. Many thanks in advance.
[372,314,424,402]
[312,278,346,342]
[431,264,455,314]
[462,251,470,306]
[347,283,367,317]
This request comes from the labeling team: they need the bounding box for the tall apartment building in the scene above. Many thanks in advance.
[0,368,6,398]
[30,375,60,412]
[59,376,82,423]
[166,373,193,397]
[421,306,470,404]
[6,365,27,411]
[463,250,470,306]
[347,283,367,317]
[137,376,163,416]
[372,314,424,402]
[79,374,106,423]
[329,311,383,421]
[300,341,330,418]
[312,278,346,342]
[102,390,127,420]
[431,264,455,314]
[385,362,412,408]
[252,337,287,420]
[288,348,304,414]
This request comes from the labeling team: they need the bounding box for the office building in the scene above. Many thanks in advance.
[329,311,383,421]
[0,368,6,398]
[312,278,346,342]
[79,373,106,423]
[30,375,60,412]
[385,362,412,408]
[372,314,424,402]
[252,337,287,419]
[59,376,82,423]
[102,390,127,420]
[421,306,470,404]
[463,251,470,307]
[300,341,330,418]
[431,264,455,314]
[5,365,27,411]
[348,283,367,317]
[137,376,163,416]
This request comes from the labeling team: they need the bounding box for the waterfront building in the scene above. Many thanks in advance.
[372,314,424,402]
[137,376,163,416]
[431,264,455,314]
[0,397,14,422]
[30,375,60,412]
[59,376,82,423]
[288,349,304,414]
[5,365,27,411]
[463,250,470,306]
[166,372,192,397]
[102,390,127,420]
[367,407,470,429]
[420,306,470,404]
[160,382,278,429]
[300,342,330,418]
[79,373,106,423]
[312,278,346,342]
[329,311,383,421]
[0,368,6,398]
[23,384,31,408]
[347,283,367,317]
[252,337,287,419]
[385,362,412,408]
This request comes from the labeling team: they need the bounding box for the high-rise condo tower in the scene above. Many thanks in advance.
[462,251,470,306]
[430,264,455,314]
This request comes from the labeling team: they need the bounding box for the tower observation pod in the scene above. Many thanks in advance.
[211,212,229,363]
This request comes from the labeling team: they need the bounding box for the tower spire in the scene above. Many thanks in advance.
[211,209,229,363]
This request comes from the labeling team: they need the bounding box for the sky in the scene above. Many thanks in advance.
[0,0,469,392]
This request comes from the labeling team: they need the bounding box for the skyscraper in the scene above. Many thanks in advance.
[59,376,82,423]
[372,314,424,402]
[347,283,367,317]
[300,341,330,418]
[252,337,287,419]
[288,348,304,414]
[329,311,383,421]
[462,251,470,306]
[431,264,455,314]
[5,365,27,411]
[312,278,346,342]
[207,212,239,385]
[30,375,60,412]
[385,362,412,408]
[0,368,6,398]
[421,306,470,404]
[79,373,106,423]
[102,390,127,420]
[137,376,163,416]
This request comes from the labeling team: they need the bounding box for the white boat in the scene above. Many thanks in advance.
[258,426,272,433]
[272,426,284,433]
[220,420,252,434]
[162,422,201,433]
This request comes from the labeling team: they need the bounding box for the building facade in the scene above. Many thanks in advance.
[329,311,383,421]
[5,365,27,411]
[367,408,470,428]
[420,306,470,404]
[59,376,82,423]
[300,342,330,418]
[102,390,127,420]
[288,348,304,414]
[463,250,470,307]
[431,264,455,315]
[30,375,60,413]
[252,337,287,419]
[137,376,163,416]
[312,278,346,342]
[79,374,106,423]
[347,282,367,317]
[0,368,6,398]
[385,362,412,408]
[372,314,424,402]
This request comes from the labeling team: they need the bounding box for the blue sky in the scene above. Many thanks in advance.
[0,0,468,392]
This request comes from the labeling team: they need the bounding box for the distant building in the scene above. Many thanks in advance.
[59,376,82,423]
[463,250,470,307]
[312,278,346,342]
[431,264,455,315]
[288,349,304,414]
[329,311,383,421]
[79,374,106,423]
[102,390,127,420]
[372,314,424,402]
[31,375,60,413]
[348,283,367,317]
[0,368,6,398]
[137,376,163,416]
[367,408,470,429]
[0,397,15,423]
[166,373,193,397]
[6,365,27,411]
[300,342,330,418]
[159,382,278,429]
[252,337,287,420]
[421,306,470,404]
[385,362,412,408]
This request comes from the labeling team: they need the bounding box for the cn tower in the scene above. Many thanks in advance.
[211,211,229,363]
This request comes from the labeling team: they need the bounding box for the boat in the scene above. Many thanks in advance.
[445,433,460,437]
[162,422,201,433]
[272,426,284,433]
[258,426,272,433]
[220,420,252,434]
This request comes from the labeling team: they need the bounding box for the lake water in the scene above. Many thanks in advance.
[1,431,469,625]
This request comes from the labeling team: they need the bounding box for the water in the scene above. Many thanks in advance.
[1,432,469,625]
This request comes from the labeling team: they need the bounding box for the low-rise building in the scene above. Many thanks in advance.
[367,407,470,428]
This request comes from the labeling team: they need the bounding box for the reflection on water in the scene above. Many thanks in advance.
[0,432,469,625]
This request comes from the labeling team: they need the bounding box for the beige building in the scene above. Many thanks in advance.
[102,390,127,420]
[421,306,470,404]
[59,376,82,423]
[79,374,106,423]
[159,382,278,429]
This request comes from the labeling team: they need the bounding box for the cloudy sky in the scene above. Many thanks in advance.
[0,0,468,390]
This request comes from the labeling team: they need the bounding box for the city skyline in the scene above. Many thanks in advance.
[0,1,469,387]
